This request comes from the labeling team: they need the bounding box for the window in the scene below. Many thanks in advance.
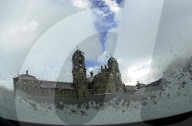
[79,60,83,65]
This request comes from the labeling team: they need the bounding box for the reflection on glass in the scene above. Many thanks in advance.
[0,0,192,125]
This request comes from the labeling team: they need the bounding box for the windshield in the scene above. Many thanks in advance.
[0,0,192,125]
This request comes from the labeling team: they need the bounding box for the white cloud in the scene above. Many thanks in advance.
[0,79,7,86]
[117,58,152,85]
[97,51,109,63]
[104,0,120,12]
[1,19,39,48]
[0,78,13,90]
[20,10,97,82]
[72,0,120,12]
[114,0,165,85]
[72,0,90,9]
[87,66,100,77]
[8,19,38,35]
[126,59,151,84]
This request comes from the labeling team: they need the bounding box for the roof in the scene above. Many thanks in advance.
[18,74,37,80]
[56,82,74,90]
[17,73,74,90]
[108,57,117,63]
[40,80,74,90]
[72,49,84,59]
[108,57,118,68]
[147,79,162,87]
[40,81,56,88]
[125,85,136,90]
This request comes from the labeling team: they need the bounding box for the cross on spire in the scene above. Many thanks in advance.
[77,45,79,50]
[26,70,28,75]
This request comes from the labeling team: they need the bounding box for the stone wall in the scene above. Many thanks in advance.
[14,78,77,99]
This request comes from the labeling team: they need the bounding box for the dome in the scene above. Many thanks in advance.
[18,70,37,80]
[19,74,37,80]
[108,57,118,68]
[108,57,117,64]
[72,49,84,60]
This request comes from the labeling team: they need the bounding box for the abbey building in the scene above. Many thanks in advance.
[13,49,126,99]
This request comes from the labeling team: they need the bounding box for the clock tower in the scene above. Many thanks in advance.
[72,49,89,98]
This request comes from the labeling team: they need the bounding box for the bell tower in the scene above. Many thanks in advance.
[72,49,89,98]
[108,57,125,92]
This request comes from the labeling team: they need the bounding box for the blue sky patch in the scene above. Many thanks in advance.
[86,0,124,69]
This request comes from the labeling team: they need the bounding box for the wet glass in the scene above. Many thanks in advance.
[0,0,192,125]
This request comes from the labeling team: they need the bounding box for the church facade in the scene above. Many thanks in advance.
[13,49,126,99]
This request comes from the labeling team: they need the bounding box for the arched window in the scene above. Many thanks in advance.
[79,60,83,65]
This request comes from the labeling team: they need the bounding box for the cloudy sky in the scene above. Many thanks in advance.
[0,0,192,89]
